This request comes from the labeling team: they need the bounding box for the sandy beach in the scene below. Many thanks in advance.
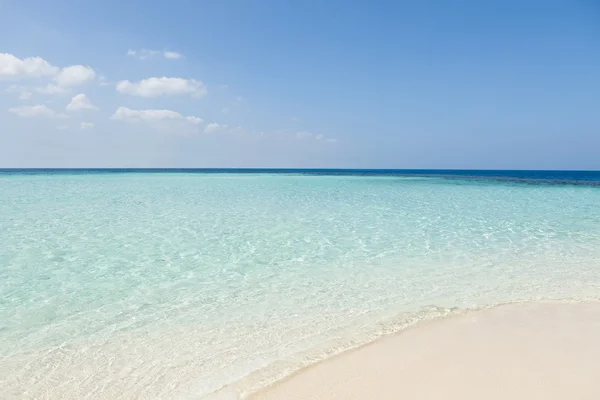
[251,301,600,400]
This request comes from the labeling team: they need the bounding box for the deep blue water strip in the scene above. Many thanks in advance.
[1,169,599,186]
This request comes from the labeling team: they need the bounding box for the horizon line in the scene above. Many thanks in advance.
[1,168,599,172]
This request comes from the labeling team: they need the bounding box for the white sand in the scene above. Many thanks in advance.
[250,301,600,400]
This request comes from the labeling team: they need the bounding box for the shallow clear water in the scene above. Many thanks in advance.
[1,171,599,399]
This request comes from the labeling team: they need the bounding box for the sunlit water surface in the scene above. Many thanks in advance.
[1,170,599,399]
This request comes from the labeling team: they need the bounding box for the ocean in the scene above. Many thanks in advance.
[1,169,599,399]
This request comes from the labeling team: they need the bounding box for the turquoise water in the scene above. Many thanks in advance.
[1,171,599,399]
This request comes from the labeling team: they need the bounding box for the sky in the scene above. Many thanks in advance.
[0,0,599,169]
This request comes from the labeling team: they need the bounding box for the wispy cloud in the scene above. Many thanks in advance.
[35,83,70,95]
[127,49,159,60]
[111,107,202,130]
[127,49,183,60]
[163,51,182,60]
[204,122,228,133]
[6,84,32,100]
[9,105,68,119]
[296,131,338,143]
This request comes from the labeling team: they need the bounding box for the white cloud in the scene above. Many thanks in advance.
[112,107,184,121]
[2,54,95,96]
[111,107,203,128]
[80,122,94,130]
[1,53,95,95]
[127,49,182,60]
[0,53,59,77]
[67,94,98,112]
[163,51,182,59]
[35,83,70,95]
[54,65,96,86]
[8,105,68,119]
[204,122,228,133]
[186,116,203,125]
[116,77,206,98]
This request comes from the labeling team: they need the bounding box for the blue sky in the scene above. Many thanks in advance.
[1,0,599,168]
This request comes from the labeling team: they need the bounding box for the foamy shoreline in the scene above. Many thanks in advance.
[247,301,600,400]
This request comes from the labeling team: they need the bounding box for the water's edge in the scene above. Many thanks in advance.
[208,295,600,399]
